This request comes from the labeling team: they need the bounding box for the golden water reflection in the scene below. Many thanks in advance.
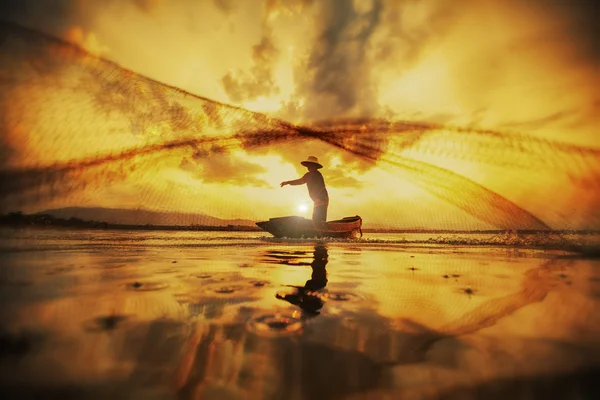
[0,242,599,399]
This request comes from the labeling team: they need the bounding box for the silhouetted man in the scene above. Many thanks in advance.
[281,156,329,225]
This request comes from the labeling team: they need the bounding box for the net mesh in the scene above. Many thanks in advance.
[1,20,599,229]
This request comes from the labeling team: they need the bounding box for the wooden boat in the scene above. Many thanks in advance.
[256,215,363,239]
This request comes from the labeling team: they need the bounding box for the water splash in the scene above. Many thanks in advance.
[246,313,304,337]
[1,21,599,230]
[124,281,168,291]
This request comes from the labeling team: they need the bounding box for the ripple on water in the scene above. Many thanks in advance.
[214,286,242,294]
[155,268,179,274]
[83,315,130,332]
[249,280,269,287]
[46,265,79,275]
[246,313,303,337]
[124,281,169,291]
[93,263,128,270]
[89,257,141,270]
[188,272,245,282]
[322,291,364,302]
[192,273,213,279]
[193,277,269,299]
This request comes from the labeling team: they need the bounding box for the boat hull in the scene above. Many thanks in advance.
[256,215,362,239]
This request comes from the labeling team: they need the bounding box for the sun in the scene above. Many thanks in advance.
[297,204,308,213]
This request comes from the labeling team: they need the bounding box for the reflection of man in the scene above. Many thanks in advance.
[276,245,328,314]
[280,156,329,225]
[304,245,328,291]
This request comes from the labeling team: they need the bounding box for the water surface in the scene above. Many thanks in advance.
[0,229,599,399]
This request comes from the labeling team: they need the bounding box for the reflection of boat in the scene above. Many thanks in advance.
[256,216,362,239]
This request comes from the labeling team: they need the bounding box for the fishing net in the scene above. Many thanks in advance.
[1,20,599,230]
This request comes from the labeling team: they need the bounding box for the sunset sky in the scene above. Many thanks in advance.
[0,0,598,229]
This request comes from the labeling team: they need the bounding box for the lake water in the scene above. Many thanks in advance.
[1,228,599,399]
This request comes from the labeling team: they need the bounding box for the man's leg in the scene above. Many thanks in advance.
[312,201,328,225]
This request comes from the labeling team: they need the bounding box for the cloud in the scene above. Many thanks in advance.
[219,0,320,106]
[256,0,397,183]
[325,168,364,188]
[221,29,280,103]
[274,0,598,131]
[0,0,76,33]
[521,0,599,65]
[0,0,166,32]
[291,0,384,120]
[179,145,270,187]
[373,0,457,66]
[273,0,451,120]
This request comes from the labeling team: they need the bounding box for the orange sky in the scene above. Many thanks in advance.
[0,0,598,229]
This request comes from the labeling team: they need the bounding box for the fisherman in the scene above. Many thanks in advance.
[280,156,329,225]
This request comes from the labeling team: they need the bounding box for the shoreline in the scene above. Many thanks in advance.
[1,223,599,235]
[2,212,599,235]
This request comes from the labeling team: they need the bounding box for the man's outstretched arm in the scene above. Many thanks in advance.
[281,176,307,187]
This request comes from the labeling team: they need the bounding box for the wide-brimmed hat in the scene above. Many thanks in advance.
[300,156,323,169]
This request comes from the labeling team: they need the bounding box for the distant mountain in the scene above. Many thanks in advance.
[36,207,257,227]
